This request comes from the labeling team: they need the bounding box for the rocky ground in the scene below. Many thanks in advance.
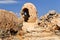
[21,10,60,40]
[0,10,60,40]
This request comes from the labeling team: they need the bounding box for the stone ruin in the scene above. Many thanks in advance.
[20,3,38,23]
[20,3,60,40]
[20,3,38,33]
[0,3,60,40]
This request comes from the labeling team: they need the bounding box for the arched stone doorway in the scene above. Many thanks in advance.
[21,8,30,22]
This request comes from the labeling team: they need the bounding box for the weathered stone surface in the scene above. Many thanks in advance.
[21,10,60,40]
[1,3,60,40]
[0,9,23,40]
[39,10,60,31]
[20,3,38,23]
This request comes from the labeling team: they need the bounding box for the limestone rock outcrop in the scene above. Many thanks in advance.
[20,3,60,40]
[0,10,23,40]
[21,10,60,40]
[0,3,60,40]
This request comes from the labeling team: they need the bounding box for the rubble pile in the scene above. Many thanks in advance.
[21,10,60,40]
[20,3,60,40]
[39,10,60,32]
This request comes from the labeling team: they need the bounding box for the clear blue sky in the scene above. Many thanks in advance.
[0,0,60,17]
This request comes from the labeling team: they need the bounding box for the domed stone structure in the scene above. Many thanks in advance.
[20,3,38,23]
[20,3,38,32]
[20,3,39,40]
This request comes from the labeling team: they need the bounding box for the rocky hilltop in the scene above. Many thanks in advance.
[0,3,60,40]
[21,10,60,40]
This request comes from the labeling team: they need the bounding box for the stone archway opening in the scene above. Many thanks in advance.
[22,8,30,22]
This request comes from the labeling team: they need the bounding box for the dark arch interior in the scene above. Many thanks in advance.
[22,8,30,22]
